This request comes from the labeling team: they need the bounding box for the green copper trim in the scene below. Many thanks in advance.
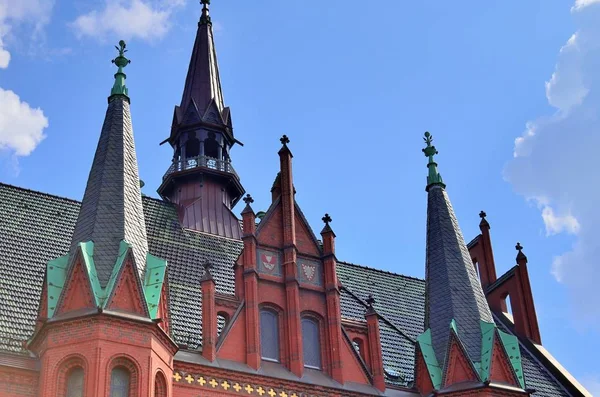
[110,40,131,99]
[449,318,458,334]
[417,329,443,389]
[46,255,69,318]
[102,240,131,306]
[144,253,168,319]
[79,241,104,307]
[422,131,445,191]
[46,240,168,320]
[498,329,525,389]
[479,320,496,381]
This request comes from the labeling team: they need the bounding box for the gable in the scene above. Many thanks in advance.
[55,260,96,315]
[104,254,147,316]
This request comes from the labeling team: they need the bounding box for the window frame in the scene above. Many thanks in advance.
[301,314,323,370]
[259,307,281,363]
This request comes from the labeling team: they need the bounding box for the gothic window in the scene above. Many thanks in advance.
[302,317,322,369]
[65,367,84,397]
[186,138,200,158]
[109,367,130,397]
[260,309,280,362]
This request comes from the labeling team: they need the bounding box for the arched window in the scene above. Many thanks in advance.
[154,372,167,397]
[302,317,322,369]
[186,138,200,158]
[260,309,280,362]
[110,367,130,397]
[65,367,84,397]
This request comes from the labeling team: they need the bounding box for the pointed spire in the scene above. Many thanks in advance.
[422,132,445,191]
[110,40,131,100]
[179,0,225,122]
[69,41,149,286]
[423,132,493,366]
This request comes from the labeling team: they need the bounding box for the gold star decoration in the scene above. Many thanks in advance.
[233,383,242,392]
[268,388,276,397]
[173,372,182,382]
[245,384,254,394]
[221,381,230,390]
[185,374,194,384]
[209,378,218,388]
[197,377,206,386]
[256,386,265,396]
[279,391,288,397]
[290,394,298,397]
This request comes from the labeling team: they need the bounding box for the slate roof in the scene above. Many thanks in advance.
[425,185,493,364]
[0,183,572,395]
[69,97,149,285]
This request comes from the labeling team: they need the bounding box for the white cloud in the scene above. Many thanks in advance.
[541,206,580,236]
[0,88,48,156]
[504,1,600,328]
[71,0,183,41]
[572,0,600,11]
[0,0,54,66]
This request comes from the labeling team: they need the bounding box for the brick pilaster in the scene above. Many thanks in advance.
[365,308,386,392]
[241,198,260,370]
[514,246,541,344]
[478,212,498,289]
[279,136,303,377]
[321,217,344,384]
[201,274,217,362]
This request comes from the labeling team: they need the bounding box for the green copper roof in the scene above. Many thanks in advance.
[422,131,445,191]
[144,253,168,319]
[416,328,443,389]
[46,240,166,319]
[46,255,69,318]
[110,40,131,99]
[499,329,526,389]
[480,320,497,381]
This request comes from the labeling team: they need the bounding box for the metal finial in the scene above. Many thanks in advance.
[322,213,332,225]
[202,260,213,279]
[516,242,523,252]
[422,131,445,190]
[200,0,211,24]
[366,294,376,308]
[110,40,131,98]
[479,211,487,219]
[280,135,290,145]
[243,194,254,204]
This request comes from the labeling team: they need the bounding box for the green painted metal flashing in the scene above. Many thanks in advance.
[46,255,69,318]
[103,240,131,306]
[46,240,167,319]
[144,253,168,319]
[479,320,496,381]
[422,131,445,190]
[417,329,443,389]
[498,329,525,389]
[449,318,458,334]
[110,40,131,99]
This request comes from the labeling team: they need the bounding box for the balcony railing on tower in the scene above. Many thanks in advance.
[163,155,239,180]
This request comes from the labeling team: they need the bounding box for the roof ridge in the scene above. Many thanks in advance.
[0,182,81,204]
[337,260,425,282]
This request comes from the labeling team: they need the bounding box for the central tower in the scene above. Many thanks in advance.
[158,0,245,239]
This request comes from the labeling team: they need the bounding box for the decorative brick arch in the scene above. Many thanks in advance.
[105,355,141,397]
[154,370,168,397]
[54,354,88,397]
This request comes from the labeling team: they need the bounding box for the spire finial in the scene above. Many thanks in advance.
[202,260,214,280]
[110,40,131,100]
[280,134,290,146]
[200,0,211,25]
[243,194,254,204]
[322,213,332,225]
[516,242,527,263]
[366,294,376,314]
[422,131,445,191]
[479,211,487,219]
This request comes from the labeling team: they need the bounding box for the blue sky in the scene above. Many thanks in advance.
[0,0,598,392]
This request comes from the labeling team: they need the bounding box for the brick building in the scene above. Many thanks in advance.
[0,2,592,397]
